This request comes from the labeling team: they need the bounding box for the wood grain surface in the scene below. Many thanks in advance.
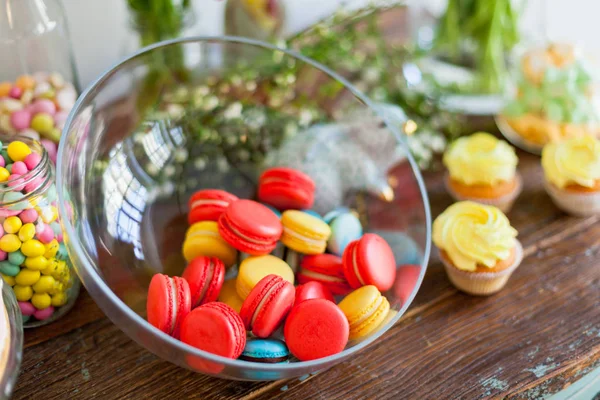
[11,151,600,400]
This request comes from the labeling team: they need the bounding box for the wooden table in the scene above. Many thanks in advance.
[11,150,600,399]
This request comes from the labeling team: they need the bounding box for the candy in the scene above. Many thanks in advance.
[22,240,45,257]
[10,109,32,131]
[34,306,55,320]
[7,174,25,191]
[0,82,11,97]
[53,111,69,130]
[31,293,51,310]
[15,268,40,286]
[19,208,38,223]
[0,234,21,252]
[13,285,33,301]
[9,86,23,99]
[3,216,22,234]
[33,275,56,293]
[51,292,67,307]
[30,113,54,135]
[8,250,26,266]
[18,223,36,242]
[37,225,54,243]
[7,141,32,162]
[11,161,28,175]
[25,256,48,270]
[31,99,56,115]
[19,301,36,316]
[44,240,59,259]
[0,262,19,277]
[0,167,10,182]
[1,273,15,286]
[15,75,35,91]
[4,192,28,210]
[0,251,6,261]
[40,139,57,162]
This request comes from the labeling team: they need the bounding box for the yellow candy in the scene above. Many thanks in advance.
[32,275,56,294]
[7,141,32,162]
[41,259,58,276]
[31,293,51,310]
[3,216,22,234]
[0,167,9,182]
[15,268,40,286]
[0,82,11,97]
[0,234,21,253]
[21,239,45,257]
[1,273,15,286]
[13,285,33,301]
[15,75,35,91]
[25,256,48,271]
[51,292,67,307]
[44,240,59,259]
[18,223,36,242]
[49,206,58,223]
[52,260,67,279]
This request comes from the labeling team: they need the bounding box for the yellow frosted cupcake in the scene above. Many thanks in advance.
[433,201,523,296]
[444,132,521,212]
[542,135,600,216]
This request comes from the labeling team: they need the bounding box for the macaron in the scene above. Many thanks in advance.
[239,339,290,363]
[240,274,295,338]
[188,189,239,224]
[147,274,191,339]
[298,254,352,295]
[327,212,363,255]
[218,200,282,255]
[182,256,225,308]
[280,210,331,254]
[338,285,390,340]
[236,255,294,300]
[394,264,421,305]
[181,302,246,359]
[218,278,244,313]
[182,221,238,267]
[284,299,349,361]
[342,233,396,291]
[258,167,315,210]
[294,281,334,307]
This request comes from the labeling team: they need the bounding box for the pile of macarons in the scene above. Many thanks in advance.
[147,167,399,365]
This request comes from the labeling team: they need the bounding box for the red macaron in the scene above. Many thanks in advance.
[180,302,246,359]
[147,274,191,339]
[218,199,282,255]
[240,274,295,338]
[298,254,352,296]
[182,256,225,308]
[393,264,421,305]
[284,299,349,361]
[342,233,397,292]
[294,281,335,307]
[188,189,239,224]
[258,167,315,210]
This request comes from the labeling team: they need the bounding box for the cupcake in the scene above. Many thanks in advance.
[443,132,521,212]
[433,201,523,296]
[499,43,600,151]
[542,135,600,216]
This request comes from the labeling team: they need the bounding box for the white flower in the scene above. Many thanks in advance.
[299,109,313,127]
[193,158,207,170]
[429,134,447,153]
[223,102,243,120]
[284,123,298,138]
[202,96,219,111]
[174,148,188,163]
[362,67,381,84]
[194,85,209,97]
[166,104,185,119]
[163,165,176,178]
[217,157,229,172]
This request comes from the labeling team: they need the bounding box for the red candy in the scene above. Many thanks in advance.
[258,167,315,210]
[218,200,282,255]
[181,302,246,360]
[182,256,225,308]
[343,233,397,292]
[294,281,335,307]
[284,299,349,361]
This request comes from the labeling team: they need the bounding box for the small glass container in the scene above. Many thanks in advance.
[0,0,79,148]
[0,137,79,327]
[0,279,23,400]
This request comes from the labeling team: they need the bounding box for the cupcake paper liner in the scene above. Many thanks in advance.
[444,173,523,213]
[439,240,524,296]
[544,180,600,216]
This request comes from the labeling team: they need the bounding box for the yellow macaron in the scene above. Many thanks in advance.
[280,210,331,254]
[218,278,244,313]
[337,285,390,340]
[236,255,295,300]
[182,221,237,267]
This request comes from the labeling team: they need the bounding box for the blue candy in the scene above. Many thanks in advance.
[239,338,290,363]
[327,213,363,255]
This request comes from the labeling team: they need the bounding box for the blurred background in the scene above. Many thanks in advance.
[65,0,599,86]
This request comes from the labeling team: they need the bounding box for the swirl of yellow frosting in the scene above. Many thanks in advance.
[444,132,518,186]
[433,201,518,272]
[541,135,600,189]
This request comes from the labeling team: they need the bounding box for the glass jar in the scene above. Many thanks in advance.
[0,137,79,327]
[1,279,23,399]
[0,0,79,149]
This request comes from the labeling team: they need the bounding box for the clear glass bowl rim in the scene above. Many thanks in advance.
[56,35,432,372]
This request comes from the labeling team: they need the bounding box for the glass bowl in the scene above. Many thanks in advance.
[57,36,431,380]
[1,280,23,399]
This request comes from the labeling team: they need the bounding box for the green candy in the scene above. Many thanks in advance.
[0,261,20,277]
[46,185,57,203]
[2,192,29,211]
[0,150,9,161]
[8,250,26,266]
[4,163,12,172]
[57,243,68,261]
[50,222,61,236]
[21,315,30,323]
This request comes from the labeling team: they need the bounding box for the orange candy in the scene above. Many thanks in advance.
[15,75,36,91]
[0,82,11,97]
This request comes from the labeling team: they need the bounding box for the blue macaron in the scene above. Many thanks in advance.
[327,212,363,255]
[323,206,351,224]
[369,230,423,265]
[301,209,323,220]
[239,339,290,363]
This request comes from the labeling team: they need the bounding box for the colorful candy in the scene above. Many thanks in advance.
[0,140,73,324]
